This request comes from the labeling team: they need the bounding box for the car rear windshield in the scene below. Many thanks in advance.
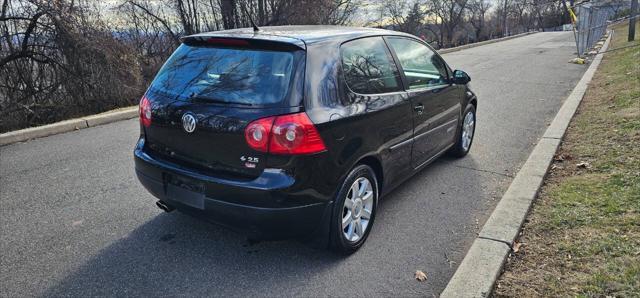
[149,44,294,106]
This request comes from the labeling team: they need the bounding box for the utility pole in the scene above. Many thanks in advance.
[503,0,509,37]
[630,0,638,41]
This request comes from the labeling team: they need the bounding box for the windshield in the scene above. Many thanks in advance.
[149,44,294,105]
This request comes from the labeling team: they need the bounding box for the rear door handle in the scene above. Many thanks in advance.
[414,104,424,114]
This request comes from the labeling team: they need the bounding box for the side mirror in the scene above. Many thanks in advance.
[452,70,471,85]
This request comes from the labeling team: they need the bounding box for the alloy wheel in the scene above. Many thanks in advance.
[342,177,374,242]
[461,111,475,152]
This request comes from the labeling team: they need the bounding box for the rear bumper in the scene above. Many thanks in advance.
[134,138,332,240]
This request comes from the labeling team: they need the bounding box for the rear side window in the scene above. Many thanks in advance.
[341,37,402,94]
[386,37,449,89]
[150,44,294,105]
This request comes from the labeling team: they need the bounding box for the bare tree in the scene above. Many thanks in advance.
[511,0,531,32]
[175,0,199,35]
[502,0,509,36]
[220,0,237,28]
[323,0,361,25]
[115,1,178,80]
[527,0,567,31]
[122,1,180,44]
[430,0,469,47]
[384,0,418,31]
[2,0,573,132]
[383,0,427,34]
[467,0,491,41]
[1,0,142,132]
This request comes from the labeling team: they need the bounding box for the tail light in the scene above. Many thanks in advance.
[139,95,152,127]
[244,112,326,155]
[245,117,274,152]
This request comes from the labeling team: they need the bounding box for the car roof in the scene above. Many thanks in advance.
[185,25,417,49]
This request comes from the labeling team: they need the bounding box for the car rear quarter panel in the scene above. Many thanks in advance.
[303,39,414,195]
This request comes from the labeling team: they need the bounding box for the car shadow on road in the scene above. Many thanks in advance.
[42,209,345,296]
[43,155,489,297]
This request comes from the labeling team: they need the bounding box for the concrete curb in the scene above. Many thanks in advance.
[438,32,538,54]
[0,106,137,146]
[440,31,613,298]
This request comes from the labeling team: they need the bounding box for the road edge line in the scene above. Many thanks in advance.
[0,106,137,146]
[438,32,538,55]
[440,31,613,298]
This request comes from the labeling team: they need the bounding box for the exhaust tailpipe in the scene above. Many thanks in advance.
[156,200,175,212]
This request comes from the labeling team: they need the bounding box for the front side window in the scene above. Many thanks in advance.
[341,37,402,94]
[386,37,449,89]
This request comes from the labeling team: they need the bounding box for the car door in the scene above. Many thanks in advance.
[385,36,461,169]
[339,37,415,188]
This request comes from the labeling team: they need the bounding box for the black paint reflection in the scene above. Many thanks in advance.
[340,37,402,95]
[386,37,449,89]
[149,44,294,106]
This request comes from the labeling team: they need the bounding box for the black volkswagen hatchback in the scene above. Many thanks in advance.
[134,25,477,253]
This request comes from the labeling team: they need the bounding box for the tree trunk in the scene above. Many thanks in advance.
[221,0,236,29]
[176,0,194,35]
[630,0,638,41]
[258,0,265,25]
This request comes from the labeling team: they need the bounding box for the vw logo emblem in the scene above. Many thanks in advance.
[181,113,197,133]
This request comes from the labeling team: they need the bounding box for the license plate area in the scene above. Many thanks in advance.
[165,173,205,209]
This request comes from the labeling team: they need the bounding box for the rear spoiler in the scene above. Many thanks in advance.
[180,34,306,51]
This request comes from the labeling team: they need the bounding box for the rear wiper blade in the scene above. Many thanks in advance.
[189,94,254,106]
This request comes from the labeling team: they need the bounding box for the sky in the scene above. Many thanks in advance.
[96,0,387,27]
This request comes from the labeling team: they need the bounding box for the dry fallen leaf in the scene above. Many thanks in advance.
[513,242,523,253]
[414,270,427,282]
[576,161,590,168]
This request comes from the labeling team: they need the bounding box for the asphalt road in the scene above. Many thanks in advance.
[0,32,587,297]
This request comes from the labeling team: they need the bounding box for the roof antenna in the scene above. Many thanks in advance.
[241,6,260,32]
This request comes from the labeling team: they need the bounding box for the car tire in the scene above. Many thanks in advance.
[328,164,378,254]
[448,104,476,158]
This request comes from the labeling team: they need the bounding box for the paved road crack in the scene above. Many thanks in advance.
[453,165,514,178]
[478,236,513,249]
